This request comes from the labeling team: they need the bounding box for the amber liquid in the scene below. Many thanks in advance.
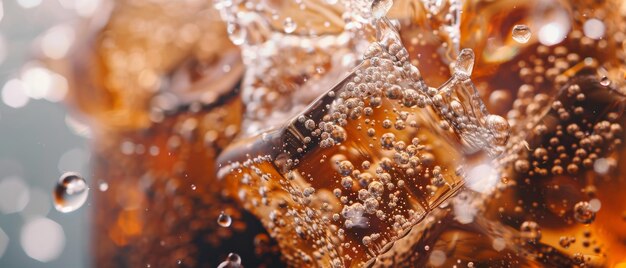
[45,0,626,267]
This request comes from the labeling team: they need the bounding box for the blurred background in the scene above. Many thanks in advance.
[0,0,96,267]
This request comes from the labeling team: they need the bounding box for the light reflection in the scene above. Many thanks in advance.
[0,176,30,214]
[538,22,568,46]
[465,163,500,193]
[64,114,92,138]
[583,19,605,40]
[41,25,75,60]
[16,0,43,9]
[20,217,65,262]
[1,79,30,108]
[20,65,68,102]
[74,0,102,17]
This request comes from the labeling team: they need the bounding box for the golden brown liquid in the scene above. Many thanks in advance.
[41,0,626,267]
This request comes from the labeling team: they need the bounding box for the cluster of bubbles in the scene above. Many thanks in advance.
[215,0,512,266]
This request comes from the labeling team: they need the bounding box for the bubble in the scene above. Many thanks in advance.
[217,211,232,227]
[454,48,475,78]
[227,21,246,45]
[380,133,396,149]
[600,76,611,87]
[559,236,575,248]
[217,252,242,268]
[520,221,541,243]
[227,253,241,263]
[371,0,393,19]
[485,115,510,145]
[283,17,297,33]
[514,159,530,173]
[492,237,506,251]
[573,201,596,224]
[593,158,610,174]
[588,199,601,212]
[512,24,532,43]
[338,160,354,176]
[53,172,89,213]
[98,182,109,192]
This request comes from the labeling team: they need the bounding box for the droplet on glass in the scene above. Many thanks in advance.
[53,172,88,213]
[512,24,532,43]
[217,211,232,227]
[371,0,393,19]
[283,17,297,34]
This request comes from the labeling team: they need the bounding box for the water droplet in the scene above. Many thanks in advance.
[573,201,596,224]
[283,17,297,34]
[190,184,197,191]
[217,211,232,227]
[454,48,475,78]
[600,76,611,86]
[512,24,532,43]
[53,172,89,213]
[371,0,393,19]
